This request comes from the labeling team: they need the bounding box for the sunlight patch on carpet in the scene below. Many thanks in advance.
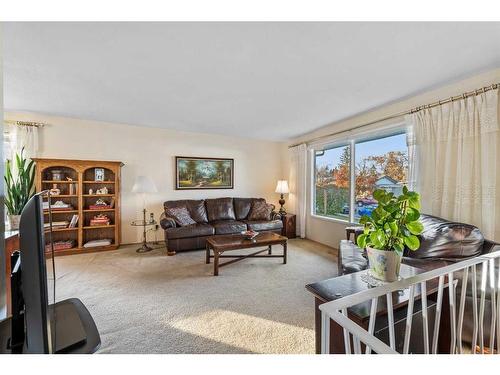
[169,309,315,354]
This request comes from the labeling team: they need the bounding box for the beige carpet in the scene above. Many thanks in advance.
[49,239,338,354]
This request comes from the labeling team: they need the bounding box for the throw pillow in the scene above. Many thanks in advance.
[247,200,273,221]
[165,206,196,227]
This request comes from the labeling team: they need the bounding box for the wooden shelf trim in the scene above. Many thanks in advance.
[83,224,115,230]
[44,194,78,198]
[82,194,115,197]
[44,227,79,233]
[83,208,115,212]
[44,210,79,214]
[83,180,116,184]
[42,180,78,184]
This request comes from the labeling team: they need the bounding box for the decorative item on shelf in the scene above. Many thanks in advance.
[4,148,36,230]
[67,177,76,195]
[132,175,158,253]
[89,214,111,226]
[356,187,424,282]
[96,186,108,195]
[46,200,73,211]
[89,198,111,210]
[275,180,289,215]
[88,188,93,195]
[50,169,64,181]
[50,183,61,196]
[95,168,105,181]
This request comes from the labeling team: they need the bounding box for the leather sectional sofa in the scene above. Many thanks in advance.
[159,197,283,253]
[339,213,500,346]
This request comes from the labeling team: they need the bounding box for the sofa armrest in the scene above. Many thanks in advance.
[271,211,282,221]
[160,212,176,230]
[482,239,500,254]
[269,204,281,220]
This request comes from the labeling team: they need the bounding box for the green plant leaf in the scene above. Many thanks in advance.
[386,220,398,236]
[403,185,409,195]
[404,235,420,250]
[370,229,387,249]
[406,221,424,235]
[356,233,368,248]
[373,189,385,202]
[405,207,420,222]
[407,192,421,209]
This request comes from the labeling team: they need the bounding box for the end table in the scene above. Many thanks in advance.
[281,213,296,239]
[131,213,158,253]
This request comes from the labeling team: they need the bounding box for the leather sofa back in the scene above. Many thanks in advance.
[406,214,484,261]
[205,197,236,222]
[164,199,208,223]
[233,197,266,220]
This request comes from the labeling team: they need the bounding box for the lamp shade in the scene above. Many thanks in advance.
[275,180,290,194]
[132,176,158,194]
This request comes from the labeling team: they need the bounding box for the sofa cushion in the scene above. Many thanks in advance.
[234,198,265,220]
[406,214,484,261]
[206,198,236,222]
[248,200,273,221]
[164,199,208,223]
[165,206,196,226]
[211,220,247,235]
[244,219,283,232]
[166,223,215,240]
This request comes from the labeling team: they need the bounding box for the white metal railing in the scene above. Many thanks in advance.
[320,251,500,354]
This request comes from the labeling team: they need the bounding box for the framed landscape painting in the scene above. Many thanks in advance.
[175,156,234,190]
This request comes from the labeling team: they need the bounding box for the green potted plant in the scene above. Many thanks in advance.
[4,148,36,230]
[356,186,424,282]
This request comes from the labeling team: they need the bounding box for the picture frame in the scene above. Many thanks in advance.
[95,168,105,181]
[175,156,234,190]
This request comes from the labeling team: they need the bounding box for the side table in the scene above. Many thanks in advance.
[131,218,158,253]
[281,213,296,239]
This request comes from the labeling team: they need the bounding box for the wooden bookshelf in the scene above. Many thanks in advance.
[33,158,124,256]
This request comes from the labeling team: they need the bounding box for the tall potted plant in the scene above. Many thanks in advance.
[4,148,36,230]
[356,187,424,282]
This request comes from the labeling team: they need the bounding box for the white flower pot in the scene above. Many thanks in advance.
[366,246,402,282]
[8,214,21,231]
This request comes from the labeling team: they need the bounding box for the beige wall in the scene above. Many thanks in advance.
[288,68,500,248]
[4,112,288,244]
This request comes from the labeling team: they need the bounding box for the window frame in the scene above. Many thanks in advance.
[311,128,407,223]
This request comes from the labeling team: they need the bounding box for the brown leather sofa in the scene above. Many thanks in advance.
[159,197,283,253]
[339,213,500,346]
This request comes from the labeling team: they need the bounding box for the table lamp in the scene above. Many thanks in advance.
[132,176,158,253]
[275,180,289,215]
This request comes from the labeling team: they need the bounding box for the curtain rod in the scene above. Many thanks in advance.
[4,120,46,128]
[288,82,499,149]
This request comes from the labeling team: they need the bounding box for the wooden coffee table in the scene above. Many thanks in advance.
[206,232,288,276]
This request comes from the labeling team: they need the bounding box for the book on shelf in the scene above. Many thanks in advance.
[83,239,112,248]
[45,239,76,251]
[44,221,70,230]
[68,214,79,228]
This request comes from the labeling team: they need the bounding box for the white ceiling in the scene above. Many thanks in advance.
[4,22,500,141]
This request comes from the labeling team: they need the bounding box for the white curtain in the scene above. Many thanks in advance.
[4,122,40,161]
[406,88,500,240]
[289,143,307,238]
